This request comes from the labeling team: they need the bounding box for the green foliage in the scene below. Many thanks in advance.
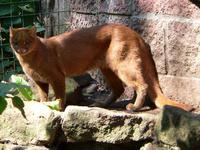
[0,74,61,113]
[0,0,45,80]
[0,82,17,96]
[0,82,26,115]
[12,95,26,118]
[45,100,61,111]
[10,75,35,100]
[12,96,25,109]
[0,74,35,114]
[0,75,35,100]
[0,96,7,114]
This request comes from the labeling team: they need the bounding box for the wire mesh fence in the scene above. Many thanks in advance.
[0,0,41,80]
[0,0,71,81]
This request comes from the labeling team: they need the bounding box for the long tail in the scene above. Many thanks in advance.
[144,43,193,112]
[152,93,193,112]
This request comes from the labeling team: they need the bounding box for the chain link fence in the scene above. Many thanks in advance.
[0,0,71,81]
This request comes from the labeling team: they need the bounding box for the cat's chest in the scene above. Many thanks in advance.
[22,65,49,83]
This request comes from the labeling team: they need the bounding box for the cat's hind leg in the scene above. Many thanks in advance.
[91,68,124,107]
[115,63,148,111]
[101,68,124,106]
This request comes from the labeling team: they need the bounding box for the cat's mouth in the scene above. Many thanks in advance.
[16,48,29,54]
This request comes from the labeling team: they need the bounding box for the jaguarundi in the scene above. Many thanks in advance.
[9,24,193,111]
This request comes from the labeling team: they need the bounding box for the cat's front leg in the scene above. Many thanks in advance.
[35,81,49,102]
[50,76,66,111]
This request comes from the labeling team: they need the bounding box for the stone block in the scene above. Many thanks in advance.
[70,13,98,30]
[159,75,200,108]
[0,99,61,145]
[62,106,157,143]
[156,106,200,150]
[99,14,130,25]
[132,0,200,19]
[165,22,200,78]
[69,0,98,13]
[132,0,154,15]
[130,17,167,74]
[99,0,132,15]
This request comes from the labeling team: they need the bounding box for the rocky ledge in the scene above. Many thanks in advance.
[0,99,200,150]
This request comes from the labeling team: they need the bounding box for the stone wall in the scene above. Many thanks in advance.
[41,0,200,108]
[130,0,200,108]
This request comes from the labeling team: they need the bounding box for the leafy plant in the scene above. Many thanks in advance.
[10,75,35,100]
[0,96,7,114]
[44,99,61,111]
[0,75,35,115]
[0,81,25,115]
[0,74,62,114]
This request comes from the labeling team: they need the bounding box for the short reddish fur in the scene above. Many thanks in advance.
[9,24,193,111]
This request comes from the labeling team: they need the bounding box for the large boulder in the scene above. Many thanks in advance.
[156,106,200,150]
[0,99,61,145]
[61,106,157,143]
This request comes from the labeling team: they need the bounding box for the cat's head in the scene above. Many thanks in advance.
[10,26,37,55]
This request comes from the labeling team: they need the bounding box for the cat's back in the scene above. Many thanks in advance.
[47,24,123,43]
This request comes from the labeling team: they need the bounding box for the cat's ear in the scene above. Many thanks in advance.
[9,27,17,37]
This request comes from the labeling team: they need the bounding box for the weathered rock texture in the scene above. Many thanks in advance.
[2,101,200,149]
[40,0,200,108]
[0,143,49,150]
[62,106,157,143]
[0,99,61,145]
[156,106,200,150]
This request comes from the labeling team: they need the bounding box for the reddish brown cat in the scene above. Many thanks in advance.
[9,24,193,111]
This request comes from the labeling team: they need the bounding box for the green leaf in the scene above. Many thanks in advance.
[44,100,60,111]
[12,96,24,109]
[33,22,45,32]
[10,75,35,100]
[0,82,17,97]
[11,75,29,86]
[18,4,34,13]
[12,95,26,119]
[17,86,33,100]
[0,96,7,115]
[26,23,45,33]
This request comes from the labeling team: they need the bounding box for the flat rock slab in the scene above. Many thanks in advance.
[0,99,61,145]
[61,106,158,143]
